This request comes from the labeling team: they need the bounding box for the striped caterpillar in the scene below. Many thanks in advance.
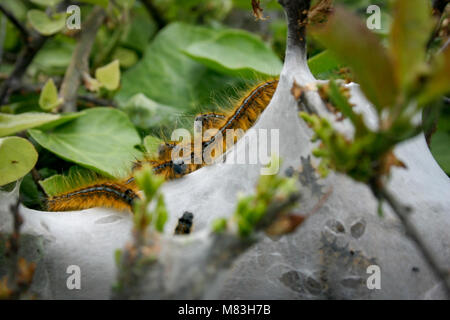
[46,79,278,212]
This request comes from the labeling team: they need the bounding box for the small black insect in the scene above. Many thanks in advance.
[174,211,194,235]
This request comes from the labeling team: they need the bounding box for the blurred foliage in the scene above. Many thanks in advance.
[213,156,298,238]
[0,0,448,211]
[301,0,450,187]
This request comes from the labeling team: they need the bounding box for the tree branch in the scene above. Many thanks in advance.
[0,1,70,106]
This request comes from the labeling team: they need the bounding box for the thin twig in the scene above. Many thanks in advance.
[0,34,48,106]
[31,168,47,196]
[427,0,449,50]
[1,197,36,300]
[0,3,29,43]
[77,94,117,107]
[59,6,107,112]
[377,186,450,298]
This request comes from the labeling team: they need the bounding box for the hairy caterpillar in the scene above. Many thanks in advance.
[134,79,279,179]
[46,79,278,212]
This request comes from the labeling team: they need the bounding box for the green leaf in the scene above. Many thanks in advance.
[307,50,342,78]
[0,137,38,186]
[39,78,62,111]
[33,36,76,76]
[29,108,142,178]
[78,0,109,7]
[120,7,157,54]
[30,0,62,7]
[212,218,227,233]
[418,46,450,106]
[389,0,433,88]
[39,166,97,197]
[20,173,43,209]
[121,93,178,130]
[183,29,282,77]
[117,23,245,112]
[327,81,367,135]
[431,130,450,174]
[389,0,433,91]
[430,116,450,174]
[34,112,85,131]
[27,9,66,36]
[155,194,168,232]
[95,60,121,91]
[113,47,138,69]
[0,112,60,137]
[311,7,398,111]
[143,135,164,157]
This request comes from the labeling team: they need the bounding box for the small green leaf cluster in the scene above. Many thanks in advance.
[132,165,167,233]
[213,157,298,238]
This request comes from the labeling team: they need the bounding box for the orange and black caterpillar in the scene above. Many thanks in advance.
[46,79,278,212]
[134,79,279,179]
[46,178,139,212]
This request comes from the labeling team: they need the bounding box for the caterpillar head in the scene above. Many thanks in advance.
[172,159,187,175]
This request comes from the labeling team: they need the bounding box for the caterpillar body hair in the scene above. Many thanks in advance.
[46,179,140,212]
[202,79,278,153]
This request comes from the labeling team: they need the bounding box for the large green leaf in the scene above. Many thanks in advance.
[117,23,245,111]
[311,7,398,111]
[183,29,282,77]
[0,137,38,186]
[28,108,142,178]
[121,93,178,131]
[389,0,433,91]
[27,9,66,36]
[120,7,157,54]
[0,112,61,137]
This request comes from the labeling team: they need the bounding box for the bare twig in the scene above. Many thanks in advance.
[432,0,449,16]
[7,81,117,107]
[0,33,48,106]
[0,198,36,300]
[59,6,107,112]
[427,0,449,50]
[77,94,117,107]
[0,3,29,43]
[376,186,450,298]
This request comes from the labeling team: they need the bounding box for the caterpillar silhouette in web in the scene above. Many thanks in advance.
[45,79,278,212]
